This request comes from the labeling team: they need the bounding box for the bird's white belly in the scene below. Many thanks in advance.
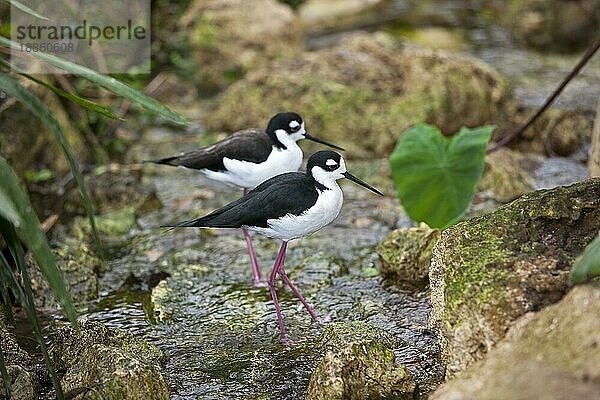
[250,187,344,241]
[200,145,303,189]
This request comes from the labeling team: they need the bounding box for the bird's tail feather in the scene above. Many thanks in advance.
[143,156,179,166]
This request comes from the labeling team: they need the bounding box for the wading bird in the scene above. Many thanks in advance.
[149,113,343,286]
[163,150,383,342]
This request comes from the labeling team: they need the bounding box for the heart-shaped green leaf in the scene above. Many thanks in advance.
[571,235,600,284]
[390,124,493,228]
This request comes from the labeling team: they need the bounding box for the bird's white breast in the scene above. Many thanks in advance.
[200,142,303,189]
[250,185,344,241]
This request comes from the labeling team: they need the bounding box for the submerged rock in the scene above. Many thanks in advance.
[50,320,168,400]
[376,225,439,289]
[306,321,416,400]
[205,32,513,158]
[179,0,303,92]
[431,283,600,399]
[429,178,600,377]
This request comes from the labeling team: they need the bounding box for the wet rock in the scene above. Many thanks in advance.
[376,225,439,289]
[306,321,416,400]
[478,148,535,202]
[429,178,600,377]
[206,32,513,158]
[50,320,168,400]
[29,237,104,307]
[0,311,39,400]
[179,0,303,92]
[298,0,390,35]
[505,0,600,51]
[431,283,600,399]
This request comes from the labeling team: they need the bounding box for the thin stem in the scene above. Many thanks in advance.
[488,38,600,154]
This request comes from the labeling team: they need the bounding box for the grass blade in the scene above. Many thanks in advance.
[571,234,600,284]
[0,277,15,325]
[3,0,49,20]
[0,252,13,400]
[0,36,190,126]
[0,72,102,257]
[10,232,65,400]
[0,59,119,120]
[0,161,78,326]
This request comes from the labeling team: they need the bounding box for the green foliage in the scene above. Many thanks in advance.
[0,36,189,126]
[571,235,600,284]
[3,0,49,20]
[389,124,494,228]
[0,71,102,254]
[0,156,78,324]
[0,156,79,399]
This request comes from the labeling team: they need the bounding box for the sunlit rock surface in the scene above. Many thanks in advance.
[205,32,513,158]
[429,178,600,377]
[431,283,600,399]
[50,320,169,400]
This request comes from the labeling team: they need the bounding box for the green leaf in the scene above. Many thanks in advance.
[390,124,494,228]
[3,0,49,20]
[571,235,600,284]
[0,58,119,120]
[0,71,102,255]
[0,36,189,125]
[0,158,78,326]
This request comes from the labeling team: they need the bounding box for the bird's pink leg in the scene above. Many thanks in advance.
[242,188,264,287]
[268,241,291,343]
[278,265,328,325]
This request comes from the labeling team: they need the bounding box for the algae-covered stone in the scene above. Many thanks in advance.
[0,311,39,400]
[205,32,513,158]
[50,320,168,400]
[29,237,103,307]
[179,0,303,92]
[429,178,600,377]
[504,0,600,51]
[376,225,439,288]
[306,321,416,400]
[431,283,600,399]
[478,148,535,202]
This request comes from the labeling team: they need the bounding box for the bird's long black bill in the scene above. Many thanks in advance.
[343,172,384,196]
[304,133,345,151]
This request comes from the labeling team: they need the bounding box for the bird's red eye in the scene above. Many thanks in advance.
[290,125,300,133]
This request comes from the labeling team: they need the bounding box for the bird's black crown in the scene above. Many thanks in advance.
[266,112,303,135]
[307,150,342,172]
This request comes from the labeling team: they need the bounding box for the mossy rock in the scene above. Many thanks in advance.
[504,0,600,51]
[306,321,416,400]
[50,320,168,400]
[205,32,514,158]
[429,178,600,377]
[179,0,303,92]
[431,283,600,399]
[298,0,391,35]
[376,225,440,288]
[478,148,535,202]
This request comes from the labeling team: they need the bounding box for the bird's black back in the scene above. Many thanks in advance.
[151,129,274,171]
[166,172,326,229]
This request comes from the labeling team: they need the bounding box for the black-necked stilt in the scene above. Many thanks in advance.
[163,150,384,342]
[149,112,343,287]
